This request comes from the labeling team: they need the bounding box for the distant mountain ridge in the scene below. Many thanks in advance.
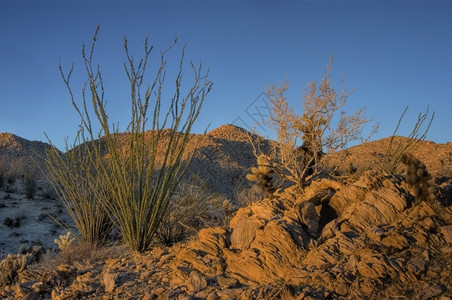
[1,126,451,194]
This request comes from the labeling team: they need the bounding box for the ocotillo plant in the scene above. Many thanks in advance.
[45,26,212,252]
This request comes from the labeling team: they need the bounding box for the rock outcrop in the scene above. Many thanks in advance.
[158,172,452,298]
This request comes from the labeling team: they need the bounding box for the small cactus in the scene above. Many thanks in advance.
[54,232,76,252]
[247,155,275,198]
[401,153,434,204]
[0,253,31,287]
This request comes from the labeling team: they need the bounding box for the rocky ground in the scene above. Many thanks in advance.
[1,126,452,299]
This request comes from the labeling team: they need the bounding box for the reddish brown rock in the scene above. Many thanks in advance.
[102,271,118,293]
[441,225,452,244]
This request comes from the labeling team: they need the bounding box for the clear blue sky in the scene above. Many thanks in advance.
[1,0,451,150]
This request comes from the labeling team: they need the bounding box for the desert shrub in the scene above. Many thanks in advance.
[3,216,25,228]
[0,253,31,287]
[156,177,225,246]
[380,106,434,174]
[6,158,21,184]
[46,26,211,252]
[221,198,237,226]
[52,232,90,265]
[401,152,434,204]
[250,56,377,190]
[24,167,37,199]
[0,157,6,188]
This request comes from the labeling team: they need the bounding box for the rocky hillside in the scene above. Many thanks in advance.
[0,134,68,255]
[1,127,452,299]
[326,136,452,178]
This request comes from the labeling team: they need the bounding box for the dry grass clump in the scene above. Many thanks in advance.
[235,183,265,207]
[157,177,227,246]
[31,232,127,268]
[53,243,117,266]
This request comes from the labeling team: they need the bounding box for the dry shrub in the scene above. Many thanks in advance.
[6,158,21,184]
[48,240,125,267]
[156,177,226,246]
[235,182,265,207]
[3,215,25,228]
[24,167,37,199]
[251,56,377,191]
[437,151,452,178]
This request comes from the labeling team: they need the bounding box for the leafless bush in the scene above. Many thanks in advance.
[250,56,377,191]
[437,152,452,178]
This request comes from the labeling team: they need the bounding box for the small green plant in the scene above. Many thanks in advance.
[54,232,76,252]
[0,253,31,287]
